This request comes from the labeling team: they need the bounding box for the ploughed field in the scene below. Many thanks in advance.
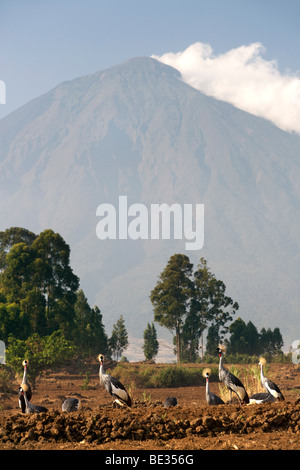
[0,361,300,450]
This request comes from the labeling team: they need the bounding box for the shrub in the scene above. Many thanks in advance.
[6,330,77,384]
[0,365,14,393]
[109,363,219,389]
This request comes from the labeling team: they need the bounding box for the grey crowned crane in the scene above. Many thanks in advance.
[98,354,132,407]
[203,368,225,405]
[249,392,275,404]
[164,397,177,408]
[19,387,48,414]
[19,359,32,413]
[217,346,249,404]
[62,397,80,412]
[259,357,285,401]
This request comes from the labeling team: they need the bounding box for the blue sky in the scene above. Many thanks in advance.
[1,0,300,121]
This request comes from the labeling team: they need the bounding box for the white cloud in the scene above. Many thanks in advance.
[152,42,300,134]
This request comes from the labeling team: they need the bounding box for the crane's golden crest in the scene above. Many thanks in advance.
[22,359,29,367]
[21,383,29,392]
[259,357,267,366]
[98,354,104,362]
[202,367,211,378]
[218,344,226,353]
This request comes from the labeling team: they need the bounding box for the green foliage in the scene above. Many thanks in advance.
[225,318,284,357]
[150,254,194,362]
[148,366,201,388]
[151,255,239,362]
[120,356,129,362]
[0,365,15,393]
[226,318,260,355]
[109,315,129,361]
[0,227,79,341]
[259,327,284,355]
[0,226,110,359]
[6,330,77,383]
[73,290,108,355]
[111,363,219,388]
[0,227,37,271]
[142,322,159,361]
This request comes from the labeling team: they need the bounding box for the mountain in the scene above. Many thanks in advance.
[1,57,300,360]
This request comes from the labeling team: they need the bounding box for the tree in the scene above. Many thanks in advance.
[0,227,79,340]
[143,322,159,361]
[245,320,260,355]
[0,242,46,338]
[73,290,108,355]
[86,305,108,356]
[73,289,91,349]
[225,320,283,356]
[109,315,129,361]
[260,327,284,355]
[205,323,220,355]
[31,229,79,333]
[183,258,238,360]
[0,242,35,302]
[0,227,37,272]
[226,318,260,355]
[150,254,194,363]
[6,330,76,384]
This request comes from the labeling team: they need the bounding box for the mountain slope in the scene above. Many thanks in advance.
[1,57,300,358]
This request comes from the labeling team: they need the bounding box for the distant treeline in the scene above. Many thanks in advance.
[0,227,286,369]
[150,254,284,363]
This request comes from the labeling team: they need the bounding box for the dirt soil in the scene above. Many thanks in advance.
[1,361,300,451]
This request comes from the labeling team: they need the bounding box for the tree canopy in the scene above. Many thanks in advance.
[0,228,79,340]
[143,322,159,361]
[150,254,194,362]
[0,227,108,358]
[109,315,129,361]
[151,255,239,362]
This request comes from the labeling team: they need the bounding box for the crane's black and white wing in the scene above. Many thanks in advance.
[110,376,132,406]
[227,371,249,401]
[210,392,225,405]
[34,405,48,413]
[249,392,275,404]
[264,379,285,400]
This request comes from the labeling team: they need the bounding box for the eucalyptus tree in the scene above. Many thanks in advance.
[151,255,239,363]
[191,258,239,359]
[74,289,108,355]
[109,315,129,362]
[0,227,79,339]
[143,322,159,361]
[30,229,79,334]
[150,254,194,363]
